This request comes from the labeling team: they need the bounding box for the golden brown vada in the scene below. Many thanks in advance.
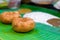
[12,17,35,32]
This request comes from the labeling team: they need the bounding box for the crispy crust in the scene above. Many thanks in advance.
[1,11,20,24]
[18,9,32,14]
[12,17,35,32]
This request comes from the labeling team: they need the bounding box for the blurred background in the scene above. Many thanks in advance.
[21,0,60,11]
[0,0,60,11]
